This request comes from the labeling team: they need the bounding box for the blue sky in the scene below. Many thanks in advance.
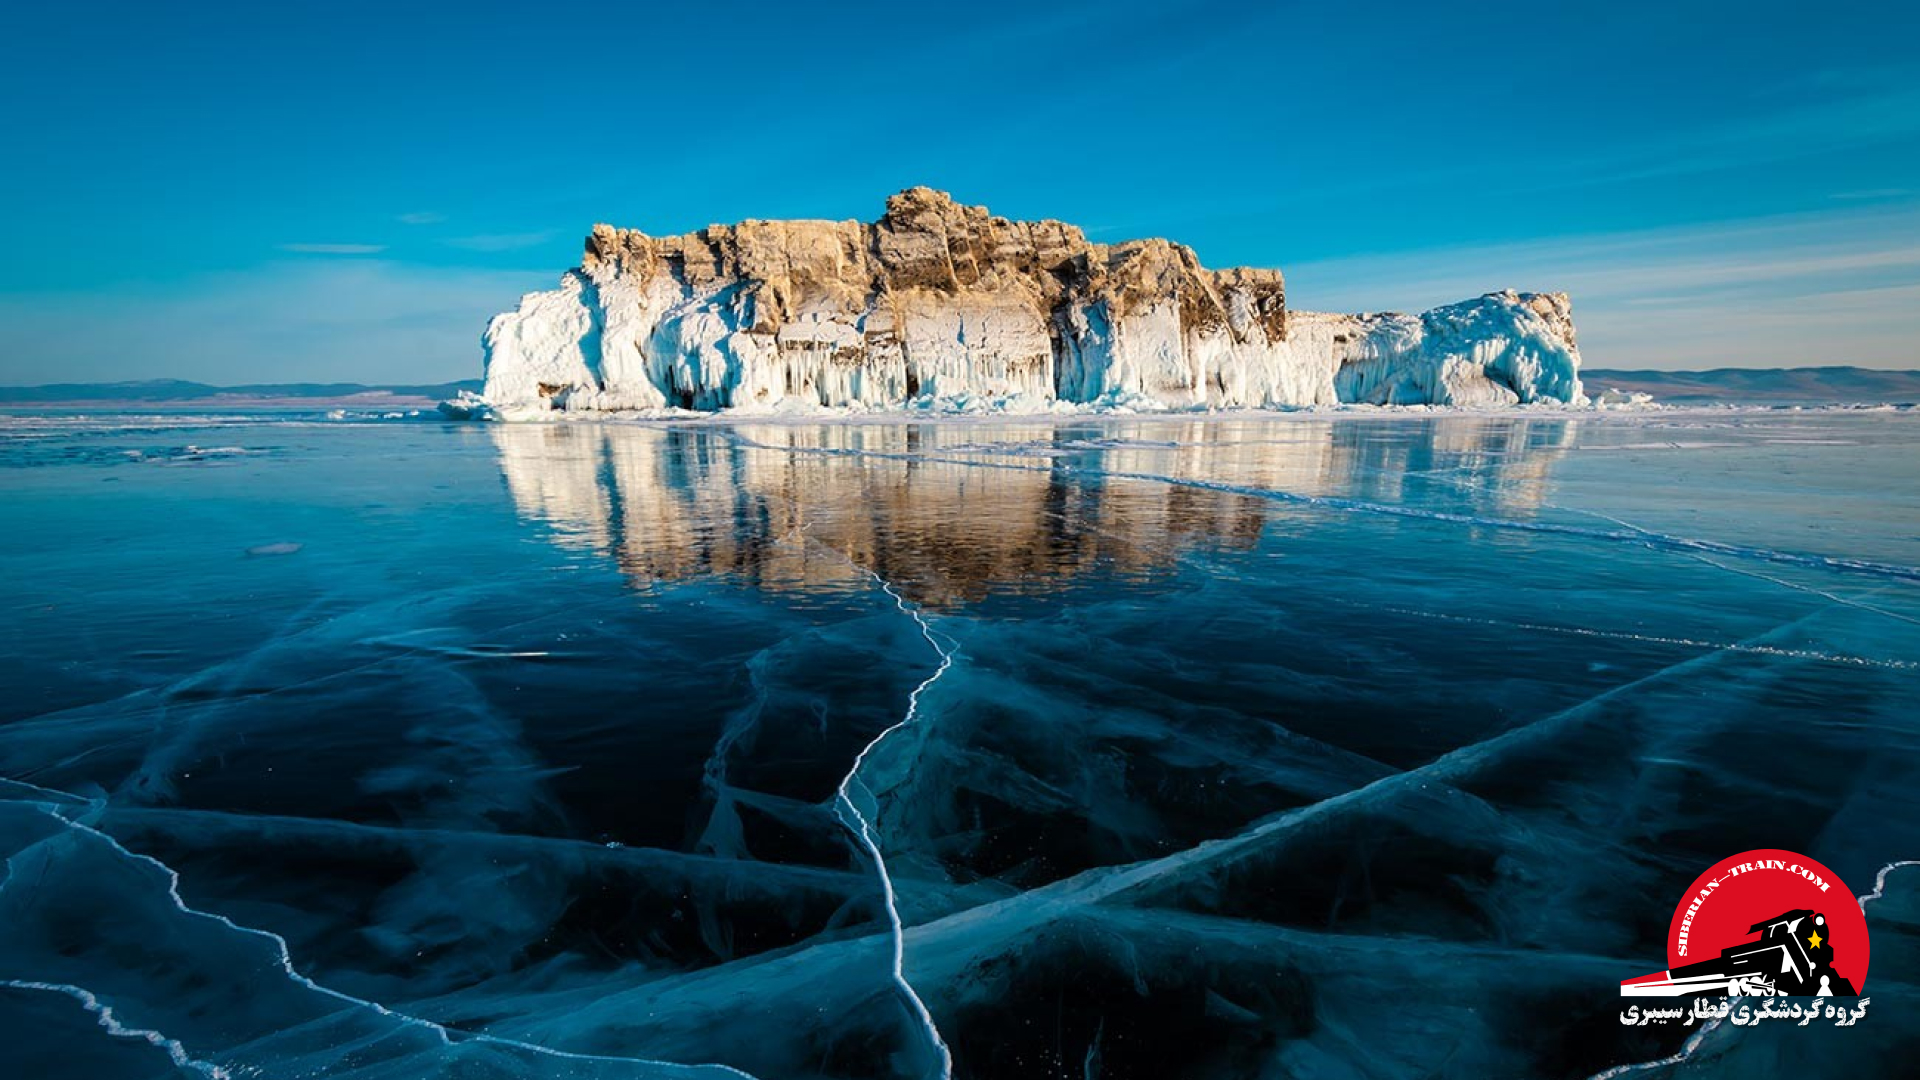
[2,0,1916,383]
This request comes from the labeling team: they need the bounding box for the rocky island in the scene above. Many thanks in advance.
[465,188,1584,417]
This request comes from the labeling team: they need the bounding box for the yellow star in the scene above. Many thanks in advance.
[1809,930,1824,949]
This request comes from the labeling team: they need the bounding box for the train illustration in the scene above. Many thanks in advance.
[1620,908,1858,997]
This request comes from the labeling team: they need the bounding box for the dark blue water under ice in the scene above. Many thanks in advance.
[1,409,1917,1079]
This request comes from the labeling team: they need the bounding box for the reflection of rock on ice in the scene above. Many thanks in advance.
[491,418,1574,606]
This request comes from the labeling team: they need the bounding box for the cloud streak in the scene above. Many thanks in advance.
[1284,203,1920,370]
[443,231,557,252]
[0,261,551,384]
[277,243,387,255]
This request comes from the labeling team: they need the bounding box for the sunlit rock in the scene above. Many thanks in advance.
[467,190,1584,416]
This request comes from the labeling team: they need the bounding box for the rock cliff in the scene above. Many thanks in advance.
[471,188,1583,415]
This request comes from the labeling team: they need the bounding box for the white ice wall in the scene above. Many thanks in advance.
[1326,291,1584,406]
[478,272,1583,415]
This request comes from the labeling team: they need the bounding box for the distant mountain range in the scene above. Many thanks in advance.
[0,378,481,403]
[1583,366,1920,405]
[2,369,1914,406]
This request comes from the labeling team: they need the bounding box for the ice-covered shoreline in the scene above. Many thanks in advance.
[435,396,1915,428]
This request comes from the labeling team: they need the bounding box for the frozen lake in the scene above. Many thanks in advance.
[2,409,1917,1079]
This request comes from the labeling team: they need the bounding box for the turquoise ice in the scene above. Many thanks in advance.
[1,409,1916,1079]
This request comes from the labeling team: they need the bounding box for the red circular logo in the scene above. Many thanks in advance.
[1656,849,1867,996]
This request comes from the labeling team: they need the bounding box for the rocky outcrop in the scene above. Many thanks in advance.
[470,189,1583,416]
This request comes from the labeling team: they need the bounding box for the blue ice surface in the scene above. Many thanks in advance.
[0,407,1917,1079]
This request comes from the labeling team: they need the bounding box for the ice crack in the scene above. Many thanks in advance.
[1,979,232,1079]
[833,566,956,1080]
[1856,859,1920,909]
[2,802,764,1080]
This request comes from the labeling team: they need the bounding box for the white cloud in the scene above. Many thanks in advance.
[0,261,554,385]
[277,242,388,255]
[1283,204,1920,370]
[397,211,447,225]
[443,231,558,252]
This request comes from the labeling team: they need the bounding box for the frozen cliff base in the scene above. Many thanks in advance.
[471,288,1584,416]
[466,189,1584,417]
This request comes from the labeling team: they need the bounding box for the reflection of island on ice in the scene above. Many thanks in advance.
[1621,909,1859,998]
[491,419,1574,606]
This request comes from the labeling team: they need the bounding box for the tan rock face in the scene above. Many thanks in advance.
[477,189,1580,414]
[579,187,1277,346]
